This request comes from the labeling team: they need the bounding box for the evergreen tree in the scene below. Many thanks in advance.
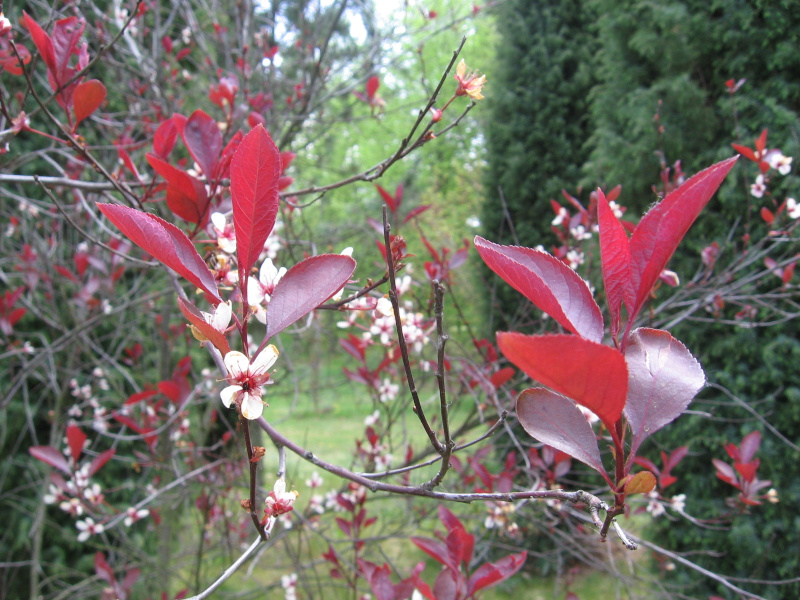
[481,0,598,329]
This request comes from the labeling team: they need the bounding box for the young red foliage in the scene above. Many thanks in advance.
[73,80,107,126]
[474,237,604,342]
[96,203,222,303]
[230,125,282,299]
[497,332,627,431]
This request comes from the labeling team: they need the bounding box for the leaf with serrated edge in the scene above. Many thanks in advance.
[499,332,627,429]
[265,254,356,340]
[628,157,737,321]
[623,328,705,458]
[231,125,282,295]
[97,204,221,303]
[516,388,605,475]
[597,189,634,339]
[475,236,603,342]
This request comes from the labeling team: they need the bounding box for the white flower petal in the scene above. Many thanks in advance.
[224,351,250,378]
[252,345,279,373]
[210,212,226,231]
[240,393,264,420]
[211,301,232,331]
[259,258,279,285]
[247,276,265,305]
[220,385,241,408]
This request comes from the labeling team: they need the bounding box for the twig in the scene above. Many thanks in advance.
[257,417,634,548]
[422,281,454,489]
[637,537,769,600]
[182,536,265,600]
[358,411,507,479]
[382,208,442,454]
[242,420,268,540]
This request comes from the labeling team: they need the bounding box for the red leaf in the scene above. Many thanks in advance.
[623,328,705,458]
[664,446,690,473]
[410,537,455,571]
[153,117,180,159]
[182,110,222,180]
[66,424,87,463]
[467,552,527,596]
[739,431,761,463]
[125,390,158,405]
[597,189,634,338]
[357,560,396,600]
[265,254,356,340]
[146,154,210,226]
[97,204,221,303]
[489,367,515,388]
[712,458,738,486]
[516,388,605,475]
[475,236,604,342]
[94,552,115,585]
[735,461,759,483]
[335,517,352,537]
[29,446,71,474]
[177,298,231,355]
[394,184,404,210]
[628,157,738,322]
[158,380,181,402]
[498,332,627,429]
[49,17,84,84]
[760,207,774,225]
[73,79,106,125]
[87,448,116,477]
[402,204,431,224]
[366,75,380,100]
[230,125,282,292]
[21,12,56,75]
[376,184,396,212]
[731,143,757,163]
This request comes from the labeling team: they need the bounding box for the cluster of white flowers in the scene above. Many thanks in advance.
[751,150,793,198]
[282,573,298,600]
[484,502,519,536]
[645,491,687,517]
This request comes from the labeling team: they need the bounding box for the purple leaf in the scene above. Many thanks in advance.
[410,537,456,572]
[475,236,604,342]
[97,204,222,303]
[467,552,527,596]
[265,254,356,339]
[516,388,606,476]
[432,569,458,600]
[623,328,705,458]
[182,109,222,180]
[29,446,71,474]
